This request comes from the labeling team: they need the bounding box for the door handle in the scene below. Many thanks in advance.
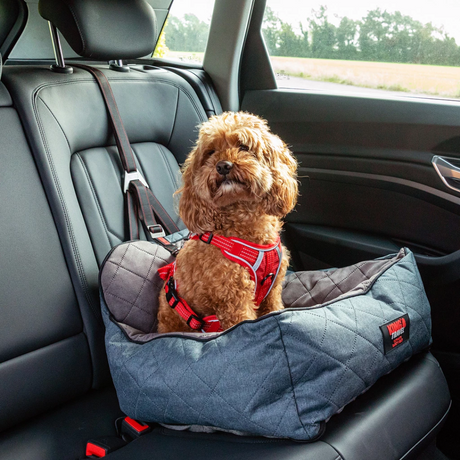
[432,155,460,192]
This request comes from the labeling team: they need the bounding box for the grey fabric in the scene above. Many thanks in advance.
[100,242,175,334]
[281,256,399,308]
[101,247,432,441]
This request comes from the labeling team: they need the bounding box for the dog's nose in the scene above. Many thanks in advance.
[216,161,233,176]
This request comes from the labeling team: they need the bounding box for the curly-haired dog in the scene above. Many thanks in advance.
[157,112,298,333]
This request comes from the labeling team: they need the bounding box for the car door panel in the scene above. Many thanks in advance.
[242,89,460,353]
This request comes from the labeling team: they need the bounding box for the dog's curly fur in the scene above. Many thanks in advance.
[157,112,298,333]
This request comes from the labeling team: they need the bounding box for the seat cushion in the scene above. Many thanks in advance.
[103,352,450,460]
[0,387,123,460]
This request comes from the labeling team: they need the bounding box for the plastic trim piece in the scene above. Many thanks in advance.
[432,155,460,193]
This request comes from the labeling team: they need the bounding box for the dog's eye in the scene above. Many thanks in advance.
[207,149,215,156]
[239,144,249,152]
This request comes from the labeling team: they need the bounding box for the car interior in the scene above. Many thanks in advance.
[0,0,458,458]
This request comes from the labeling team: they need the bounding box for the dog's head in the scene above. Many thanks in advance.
[178,112,298,233]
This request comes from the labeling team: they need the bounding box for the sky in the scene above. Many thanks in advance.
[170,0,460,44]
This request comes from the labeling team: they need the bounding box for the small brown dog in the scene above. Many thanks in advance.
[157,112,298,333]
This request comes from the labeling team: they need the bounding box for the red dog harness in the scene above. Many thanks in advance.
[158,232,283,333]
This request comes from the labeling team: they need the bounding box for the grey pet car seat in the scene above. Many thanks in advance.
[100,242,431,441]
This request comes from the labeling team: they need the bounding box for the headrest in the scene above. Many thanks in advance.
[38,0,157,60]
[0,54,2,79]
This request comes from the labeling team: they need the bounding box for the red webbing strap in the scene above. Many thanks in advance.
[158,263,222,333]
[191,233,282,305]
[191,233,260,276]
[73,64,179,241]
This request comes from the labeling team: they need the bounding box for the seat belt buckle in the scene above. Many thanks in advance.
[123,169,149,192]
[120,416,152,440]
[85,437,126,458]
[148,224,166,239]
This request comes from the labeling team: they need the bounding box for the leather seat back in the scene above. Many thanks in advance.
[0,61,94,433]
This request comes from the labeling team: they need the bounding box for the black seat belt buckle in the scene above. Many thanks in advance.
[85,436,126,458]
[120,416,152,440]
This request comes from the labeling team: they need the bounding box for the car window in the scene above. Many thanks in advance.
[153,0,216,64]
[262,0,460,100]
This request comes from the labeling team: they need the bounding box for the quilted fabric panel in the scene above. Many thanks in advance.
[281,252,403,308]
[101,247,431,440]
[100,241,174,333]
[103,307,320,439]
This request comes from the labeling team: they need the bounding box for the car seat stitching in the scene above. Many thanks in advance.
[33,87,102,325]
[75,153,113,249]
[37,96,72,152]
[66,4,87,55]
[166,86,180,148]
[158,143,181,190]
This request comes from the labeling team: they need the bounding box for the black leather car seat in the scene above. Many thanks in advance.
[0,54,126,459]
[0,0,452,458]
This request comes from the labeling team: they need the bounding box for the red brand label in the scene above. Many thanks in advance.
[380,314,410,354]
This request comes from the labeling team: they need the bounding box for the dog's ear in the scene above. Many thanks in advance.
[263,134,298,217]
[177,148,217,233]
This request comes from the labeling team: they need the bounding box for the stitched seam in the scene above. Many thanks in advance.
[291,272,324,305]
[105,244,130,292]
[37,96,72,152]
[166,87,180,147]
[304,305,392,365]
[67,4,86,55]
[33,88,101,324]
[158,144,180,189]
[121,254,157,322]
[75,153,113,248]
[106,291,153,315]
[131,242,171,260]
[106,259,161,285]
[274,315,310,436]
[107,77,207,124]
[313,302,361,418]
[284,309,331,385]
[381,277,431,336]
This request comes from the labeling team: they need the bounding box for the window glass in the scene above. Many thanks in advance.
[263,1,460,99]
[153,0,215,64]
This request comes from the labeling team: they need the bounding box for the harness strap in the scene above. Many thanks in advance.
[191,232,282,305]
[73,64,181,244]
[158,263,223,333]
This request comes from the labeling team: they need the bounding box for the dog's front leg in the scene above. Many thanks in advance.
[216,293,258,331]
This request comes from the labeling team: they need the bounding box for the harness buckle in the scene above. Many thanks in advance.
[186,314,205,330]
[123,169,149,193]
[199,233,213,244]
[148,224,166,239]
[166,278,180,308]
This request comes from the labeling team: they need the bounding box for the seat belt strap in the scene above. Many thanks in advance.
[73,64,181,240]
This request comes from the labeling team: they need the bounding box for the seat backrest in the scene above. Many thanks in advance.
[0,60,96,433]
[1,0,214,394]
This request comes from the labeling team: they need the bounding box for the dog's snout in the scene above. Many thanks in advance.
[216,161,233,176]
